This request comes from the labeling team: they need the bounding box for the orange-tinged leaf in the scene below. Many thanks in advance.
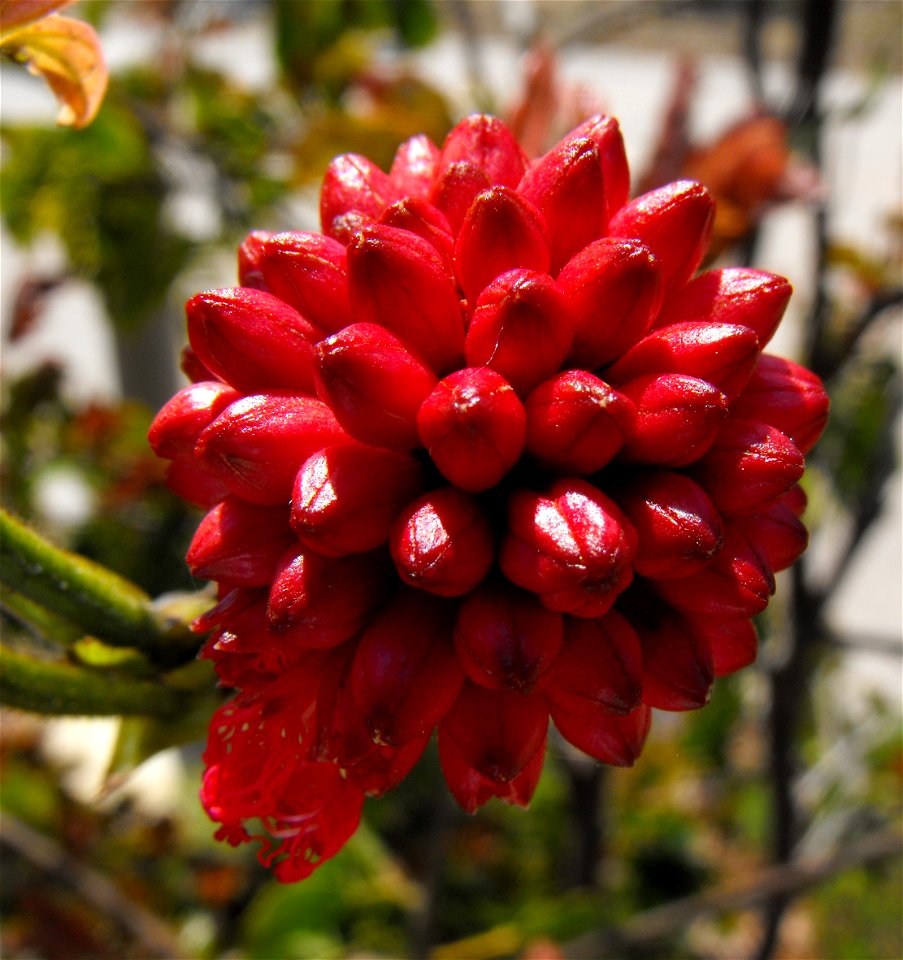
[1,11,107,128]
[0,0,72,38]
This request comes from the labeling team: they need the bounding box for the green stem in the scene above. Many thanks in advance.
[0,644,182,717]
[1,587,84,648]
[0,509,198,666]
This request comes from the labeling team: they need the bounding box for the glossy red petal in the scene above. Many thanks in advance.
[613,471,724,580]
[346,224,465,373]
[196,393,351,504]
[455,186,550,303]
[605,320,761,403]
[692,419,805,516]
[313,323,438,450]
[258,231,353,335]
[518,135,607,271]
[438,721,546,813]
[454,582,564,693]
[551,702,651,766]
[291,444,425,557]
[559,237,663,367]
[186,288,320,393]
[730,354,829,454]
[320,153,399,242]
[634,604,714,711]
[465,269,574,395]
[655,268,792,346]
[618,373,728,466]
[653,526,775,619]
[187,497,292,587]
[417,367,526,492]
[545,610,642,716]
[607,180,715,296]
[440,682,548,783]
[390,487,494,597]
[501,479,636,618]
[148,380,240,460]
[389,133,440,198]
[350,590,464,746]
[524,370,633,474]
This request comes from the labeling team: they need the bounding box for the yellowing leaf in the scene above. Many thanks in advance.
[0,0,73,40]
[1,10,107,128]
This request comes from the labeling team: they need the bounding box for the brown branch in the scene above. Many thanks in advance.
[0,811,183,959]
[563,828,903,958]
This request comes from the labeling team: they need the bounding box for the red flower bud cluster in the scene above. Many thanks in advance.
[150,114,828,882]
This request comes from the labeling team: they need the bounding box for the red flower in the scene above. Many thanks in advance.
[150,114,828,881]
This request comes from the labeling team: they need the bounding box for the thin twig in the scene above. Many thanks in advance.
[563,828,903,958]
[0,811,183,958]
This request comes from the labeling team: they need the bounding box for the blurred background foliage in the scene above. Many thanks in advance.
[1,1,901,958]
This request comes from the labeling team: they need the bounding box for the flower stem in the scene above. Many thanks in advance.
[0,509,198,666]
[0,644,182,717]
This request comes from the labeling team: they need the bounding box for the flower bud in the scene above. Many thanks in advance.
[320,153,399,242]
[518,136,607,271]
[187,497,292,587]
[781,484,808,517]
[197,393,350,504]
[618,373,728,466]
[614,471,723,580]
[455,187,550,302]
[692,419,804,515]
[524,371,633,474]
[390,487,494,597]
[550,702,650,766]
[417,367,526,492]
[258,232,352,334]
[730,354,829,454]
[607,180,715,296]
[148,381,240,460]
[653,526,775,618]
[314,323,438,449]
[164,459,231,509]
[345,734,430,798]
[291,444,425,557]
[545,611,642,716]
[351,590,464,747]
[568,114,631,214]
[605,320,761,402]
[465,269,574,395]
[439,682,548,783]
[438,720,545,813]
[179,345,216,383]
[237,230,271,290]
[267,549,387,648]
[389,133,440,198]
[346,224,464,372]
[733,501,808,572]
[429,161,491,234]
[379,197,454,267]
[454,582,564,693]
[501,479,636,617]
[186,288,320,393]
[559,238,662,367]
[693,616,759,677]
[634,604,714,711]
[438,115,527,192]
[655,268,792,346]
